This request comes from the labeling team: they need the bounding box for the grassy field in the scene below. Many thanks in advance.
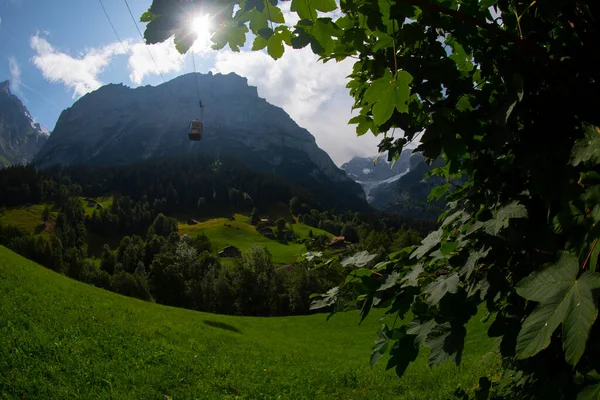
[0,204,55,237]
[81,196,113,217]
[0,246,501,399]
[179,214,332,265]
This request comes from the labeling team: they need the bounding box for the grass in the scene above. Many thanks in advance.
[179,214,332,266]
[0,246,501,399]
[0,204,55,237]
[81,196,113,217]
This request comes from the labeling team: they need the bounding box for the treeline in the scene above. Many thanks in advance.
[43,154,321,215]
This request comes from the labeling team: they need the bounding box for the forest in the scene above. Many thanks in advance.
[0,156,429,317]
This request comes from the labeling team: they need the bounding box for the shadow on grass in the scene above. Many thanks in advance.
[203,320,242,334]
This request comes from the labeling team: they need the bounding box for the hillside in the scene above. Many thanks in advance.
[0,80,49,167]
[0,246,500,399]
[179,213,331,265]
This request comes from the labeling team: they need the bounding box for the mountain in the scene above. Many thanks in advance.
[0,81,49,167]
[342,150,445,219]
[341,150,411,183]
[34,72,366,210]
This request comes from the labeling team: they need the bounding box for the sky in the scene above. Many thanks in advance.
[0,0,385,165]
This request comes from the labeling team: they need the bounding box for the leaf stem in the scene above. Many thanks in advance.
[582,238,599,271]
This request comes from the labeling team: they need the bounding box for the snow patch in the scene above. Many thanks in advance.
[362,168,372,175]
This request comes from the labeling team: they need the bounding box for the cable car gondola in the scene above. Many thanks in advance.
[189,99,204,141]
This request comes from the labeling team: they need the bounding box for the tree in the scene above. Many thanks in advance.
[250,207,259,225]
[289,196,300,216]
[41,205,50,223]
[144,2,600,397]
[196,197,206,216]
[147,213,178,238]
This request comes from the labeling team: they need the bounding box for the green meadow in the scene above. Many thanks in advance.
[0,246,500,399]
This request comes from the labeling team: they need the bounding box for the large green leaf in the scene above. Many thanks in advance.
[411,229,442,259]
[424,272,459,305]
[313,0,337,12]
[386,328,418,377]
[516,252,600,364]
[483,201,528,236]
[578,383,600,400]
[341,251,378,268]
[459,248,489,278]
[371,324,390,366]
[394,70,413,113]
[571,125,600,166]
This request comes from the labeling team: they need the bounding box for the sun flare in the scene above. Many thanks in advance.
[191,14,212,47]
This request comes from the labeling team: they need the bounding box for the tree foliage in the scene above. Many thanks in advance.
[144,0,600,397]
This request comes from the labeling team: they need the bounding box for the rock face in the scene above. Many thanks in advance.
[343,150,445,219]
[341,149,412,203]
[34,72,366,209]
[0,81,49,167]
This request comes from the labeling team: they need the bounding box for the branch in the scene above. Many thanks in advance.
[396,0,545,58]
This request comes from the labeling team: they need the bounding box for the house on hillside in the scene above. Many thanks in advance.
[329,236,347,250]
[259,217,273,225]
[218,245,242,258]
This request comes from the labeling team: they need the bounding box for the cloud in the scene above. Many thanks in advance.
[30,33,127,98]
[212,47,382,164]
[8,56,24,97]
[0,16,2,27]
[128,38,186,84]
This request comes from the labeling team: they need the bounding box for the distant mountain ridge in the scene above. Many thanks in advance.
[342,150,445,219]
[0,80,49,167]
[34,72,366,210]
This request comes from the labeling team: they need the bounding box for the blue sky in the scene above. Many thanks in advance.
[0,0,382,164]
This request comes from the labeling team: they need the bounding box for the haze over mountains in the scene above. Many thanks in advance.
[0,81,49,167]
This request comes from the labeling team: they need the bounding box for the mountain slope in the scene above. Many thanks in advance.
[0,81,49,167]
[34,73,365,209]
[0,245,498,399]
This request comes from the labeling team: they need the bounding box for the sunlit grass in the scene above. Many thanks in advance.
[0,246,501,399]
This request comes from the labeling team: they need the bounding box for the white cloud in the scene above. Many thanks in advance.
[8,56,24,98]
[0,16,3,27]
[212,47,381,164]
[128,38,186,84]
[30,33,127,98]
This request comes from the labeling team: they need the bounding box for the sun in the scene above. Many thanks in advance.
[191,14,212,48]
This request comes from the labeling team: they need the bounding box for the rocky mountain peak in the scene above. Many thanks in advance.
[34,72,366,210]
[0,81,49,167]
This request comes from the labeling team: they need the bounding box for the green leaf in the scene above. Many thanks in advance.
[313,0,337,12]
[402,264,424,287]
[372,85,395,125]
[578,383,600,400]
[459,249,489,279]
[252,35,268,50]
[291,0,314,20]
[310,286,339,310]
[140,10,160,23]
[483,201,528,236]
[406,318,435,345]
[479,0,499,10]
[440,241,458,256]
[428,183,450,201]
[345,267,372,284]
[411,229,442,259]
[371,324,390,366]
[377,270,401,291]
[571,125,600,166]
[516,252,600,365]
[267,34,284,59]
[386,328,418,377]
[424,322,466,367]
[341,251,378,268]
[265,2,285,23]
[394,70,413,113]
[424,272,460,305]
